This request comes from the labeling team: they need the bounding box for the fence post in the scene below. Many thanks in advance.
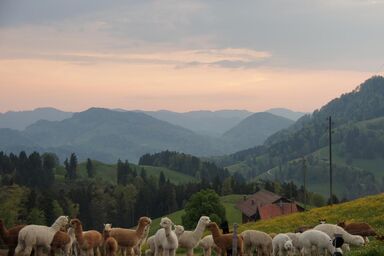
[232,223,238,255]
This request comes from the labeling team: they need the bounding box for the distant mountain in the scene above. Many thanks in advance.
[143,110,252,137]
[0,107,73,130]
[217,76,384,199]
[265,108,306,121]
[221,112,294,151]
[1,108,231,163]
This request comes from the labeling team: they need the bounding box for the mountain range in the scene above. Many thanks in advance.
[0,107,301,162]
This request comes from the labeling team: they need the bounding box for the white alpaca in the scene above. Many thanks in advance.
[177,216,211,256]
[146,224,184,256]
[285,233,301,255]
[154,217,178,256]
[272,234,293,256]
[240,230,273,256]
[314,223,365,249]
[68,227,78,256]
[298,230,336,256]
[15,216,69,256]
[197,235,220,256]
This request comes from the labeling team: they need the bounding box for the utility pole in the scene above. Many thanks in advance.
[329,116,333,206]
[302,157,307,211]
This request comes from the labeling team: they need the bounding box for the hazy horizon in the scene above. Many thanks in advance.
[1,1,383,113]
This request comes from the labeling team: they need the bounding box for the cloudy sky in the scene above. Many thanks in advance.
[1,0,383,113]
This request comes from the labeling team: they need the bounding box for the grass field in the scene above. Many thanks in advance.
[54,160,198,185]
[239,193,384,256]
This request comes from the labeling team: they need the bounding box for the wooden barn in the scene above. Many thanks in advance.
[236,189,304,223]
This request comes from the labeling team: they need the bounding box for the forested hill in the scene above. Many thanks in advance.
[222,112,294,151]
[217,76,384,200]
[139,150,230,182]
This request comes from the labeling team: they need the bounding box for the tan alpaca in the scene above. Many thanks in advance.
[240,230,272,256]
[108,217,152,256]
[70,219,103,256]
[0,219,26,256]
[133,224,150,256]
[197,235,220,256]
[206,222,243,256]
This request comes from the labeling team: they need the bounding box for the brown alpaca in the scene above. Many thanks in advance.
[103,226,118,256]
[337,221,377,237]
[0,219,26,256]
[109,217,152,256]
[50,230,71,256]
[70,219,103,256]
[206,222,243,256]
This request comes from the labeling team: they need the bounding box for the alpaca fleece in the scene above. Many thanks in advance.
[206,222,243,256]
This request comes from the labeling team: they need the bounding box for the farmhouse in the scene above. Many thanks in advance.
[236,189,304,223]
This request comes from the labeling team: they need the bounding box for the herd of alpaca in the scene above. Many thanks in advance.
[0,215,380,256]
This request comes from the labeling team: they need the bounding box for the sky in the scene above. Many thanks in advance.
[1,0,384,113]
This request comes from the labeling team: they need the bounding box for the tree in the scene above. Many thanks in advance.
[65,153,78,181]
[86,158,94,178]
[181,189,225,229]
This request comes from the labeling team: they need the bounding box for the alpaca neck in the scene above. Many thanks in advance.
[135,222,147,239]
[103,230,111,241]
[164,226,173,241]
[51,219,64,232]
[0,222,9,241]
[192,221,206,240]
[74,224,85,246]
[68,228,76,243]
[209,225,222,245]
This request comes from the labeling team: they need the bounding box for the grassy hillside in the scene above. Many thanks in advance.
[148,194,244,236]
[238,193,384,255]
[55,160,198,185]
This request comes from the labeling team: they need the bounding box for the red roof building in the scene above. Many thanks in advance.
[236,190,304,223]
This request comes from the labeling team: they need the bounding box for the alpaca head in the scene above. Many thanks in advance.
[174,225,185,237]
[353,235,365,246]
[198,216,211,226]
[139,217,152,227]
[160,217,173,229]
[206,222,218,232]
[70,218,82,229]
[337,221,346,228]
[55,216,69,228]
[284,240,293,251]
[104,223,112,231]
[319,219,326,224]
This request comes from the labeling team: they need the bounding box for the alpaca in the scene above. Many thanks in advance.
[50,230,71,256]
[271,234,293,256]
[337,221,377,242]
[133,223,151,256]
[103,224,118,256]
[206,222,243,256]
[197,235,220,256]
[314,223,365,247]
[15,216,69,256]
[145,224,184,256]
[240,230,272,256]
[153,217,178,256]
[108,216,152,256]
[285,233,301,255]
[70,218,103,256]
[145,236,156,256]
[0,219,26,256]
[298,230,336,256]
[178,216,211,256]
[67,227,78,256]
